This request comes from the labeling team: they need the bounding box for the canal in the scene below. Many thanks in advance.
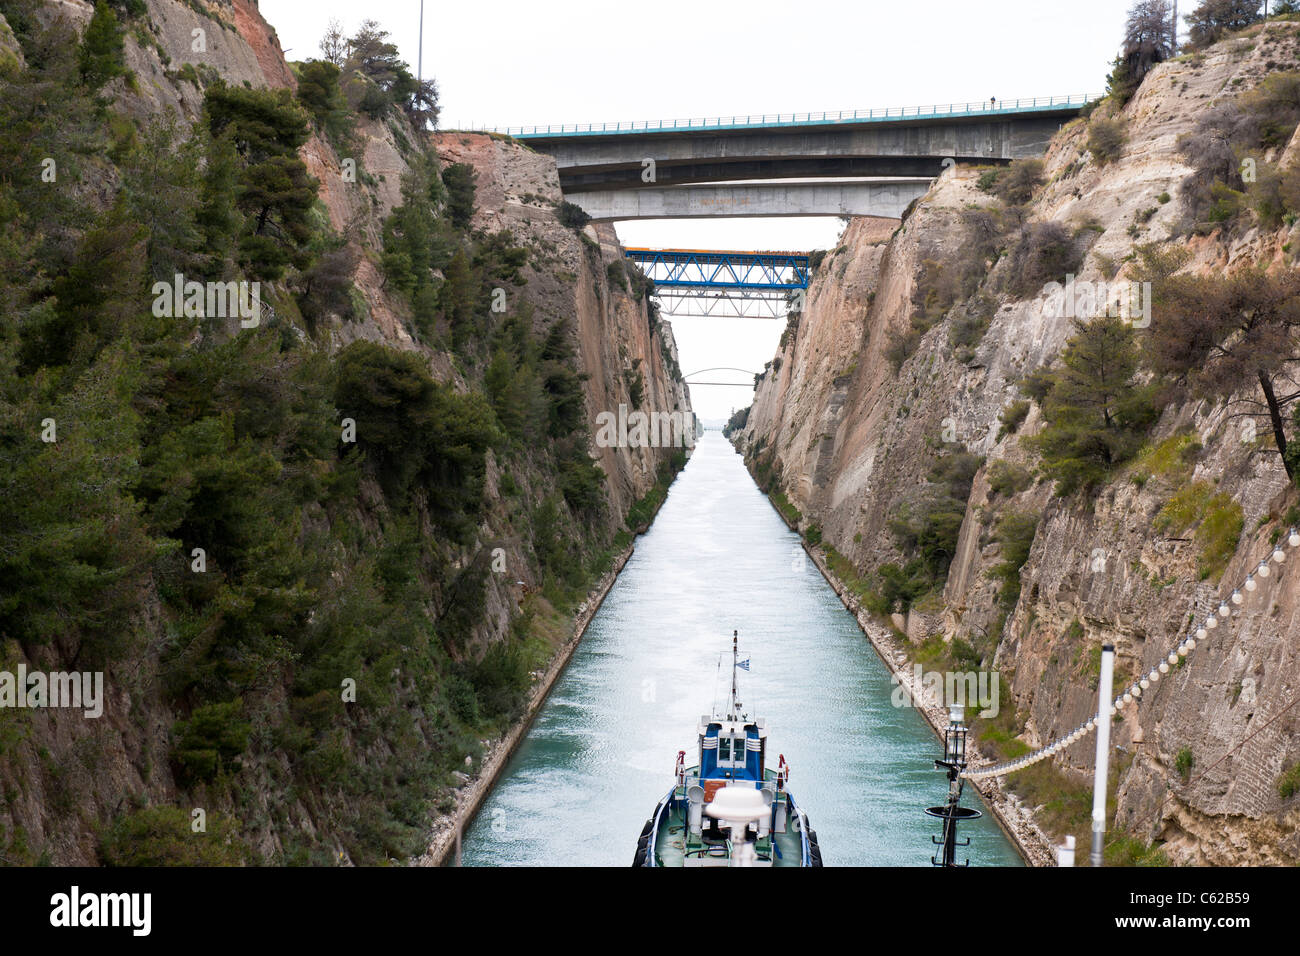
[462,431,1022,866]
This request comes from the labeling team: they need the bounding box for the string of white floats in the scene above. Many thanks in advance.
[961,526,1300,782]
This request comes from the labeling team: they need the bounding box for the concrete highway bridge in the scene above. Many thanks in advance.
[495,94,1092,220]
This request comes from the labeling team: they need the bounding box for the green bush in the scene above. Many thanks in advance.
[171,699,251,784]
[557,200,590,229]
[78,1,128,90]
[991,510,1040,606]
[988,460,1033,497]
[1279,762,1300,799]
[607,259,628,291]
[333,340,497,535]
[1003,222,1086,299]
[1087,117,1127,166]
[99,807,251,866]
[1156,482,1243,580]
[467,639,531,722]
[997,399,1031,439]
[296,60,352,144]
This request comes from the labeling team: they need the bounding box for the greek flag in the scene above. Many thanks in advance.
[737,658,750,671]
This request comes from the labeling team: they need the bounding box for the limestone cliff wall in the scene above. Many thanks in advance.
[0,0,689,864]
[738,21,1300,864]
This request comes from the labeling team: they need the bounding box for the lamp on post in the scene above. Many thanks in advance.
[925,704,982,866]
[942,704,969,769]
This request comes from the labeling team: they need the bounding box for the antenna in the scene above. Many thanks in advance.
[711,652,722,717]
[730,630,740,720]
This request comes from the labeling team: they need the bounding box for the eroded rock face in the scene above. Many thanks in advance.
[0,0,691,864]
[738,22,1300,864]
[431,133,692,527]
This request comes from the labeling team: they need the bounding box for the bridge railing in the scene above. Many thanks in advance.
[484,94,1097,138]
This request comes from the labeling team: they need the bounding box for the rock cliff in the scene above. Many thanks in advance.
[0,0,689,864]
[735,20,1300,864]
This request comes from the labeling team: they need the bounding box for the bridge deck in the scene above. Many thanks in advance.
[493,94,1093,140]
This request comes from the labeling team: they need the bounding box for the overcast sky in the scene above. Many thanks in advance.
[262,0,1139,420]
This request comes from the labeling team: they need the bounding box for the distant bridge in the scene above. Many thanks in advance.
[683,367,761,387]
[626,248,808,318]
[624,248,809,290]
[493,94,1092,220]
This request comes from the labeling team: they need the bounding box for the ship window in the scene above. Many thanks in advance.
[718,737,730,761]
[735,737,747,764]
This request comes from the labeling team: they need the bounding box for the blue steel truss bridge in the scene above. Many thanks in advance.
[623,247,809,319]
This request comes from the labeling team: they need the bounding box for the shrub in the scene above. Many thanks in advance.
[1186,0,1264,48]
[886,452,983,589]
[1156,482,1243,580]
[171,699,251,784]
[997,399,1031,439]
[988,460,1033,497]
[78,1,128,90]
[976,167,1003,193]
[467,639,531,722]
[557,200,590,229]
[334,340,496,535]
[606,259,628,291]
[991,510,1040,606]
[1131,431,1202,484]
[1279,763,1300,799]
[99,807,251,866]
[873,560,931,614]
[296,60,352,143]
[1087,117,1127,166]
[991,158,1044,206]
[1175,746,1195,781]
[1003,222,1086,299]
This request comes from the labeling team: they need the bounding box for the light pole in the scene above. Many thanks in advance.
[925,704,982,866]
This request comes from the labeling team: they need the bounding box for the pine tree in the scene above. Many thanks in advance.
[203,84,317,279]
[78,0,127,90]
[1027,315,1159,494]
[442,163,477,230]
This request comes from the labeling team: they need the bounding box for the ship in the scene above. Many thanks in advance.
[632,631,823,867]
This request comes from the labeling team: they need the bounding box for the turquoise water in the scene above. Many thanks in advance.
[461,432,1022,866]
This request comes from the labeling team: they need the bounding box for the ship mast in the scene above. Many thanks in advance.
[729,630,739,720]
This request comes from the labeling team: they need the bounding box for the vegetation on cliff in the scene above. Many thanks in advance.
[0,2,684,865]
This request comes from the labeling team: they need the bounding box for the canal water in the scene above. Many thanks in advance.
[461,431,1022,866]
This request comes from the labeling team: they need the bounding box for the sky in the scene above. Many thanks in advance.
[260,0,1140,420]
